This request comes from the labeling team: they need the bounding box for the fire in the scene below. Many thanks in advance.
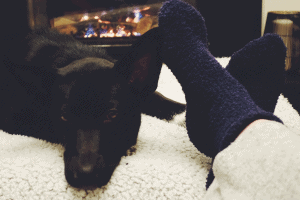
[142,7,151,11]
[98,19,111,24]
[80,15,89,21]
[116,25,130,37]
[99,26,133,38]
[84,24,97,38]
[53,3,161,39]
[126,17,132,23]
[133,32,141,36]
[133,9,142,23]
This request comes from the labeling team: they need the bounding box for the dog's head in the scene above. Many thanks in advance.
[49,28,163,188]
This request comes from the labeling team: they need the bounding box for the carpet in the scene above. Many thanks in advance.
[0,58,299,200]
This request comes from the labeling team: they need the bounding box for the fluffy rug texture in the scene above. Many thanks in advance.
[0,58,299,199]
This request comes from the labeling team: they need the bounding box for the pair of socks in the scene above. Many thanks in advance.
[158,0,287,189]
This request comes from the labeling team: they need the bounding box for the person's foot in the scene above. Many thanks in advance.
[226,34,286,112]
[159,0,285,190]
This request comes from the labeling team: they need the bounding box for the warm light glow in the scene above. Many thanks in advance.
[133,17,139,23]
[80,15,89,21]
[133,32,141,36]
[98,19,111,24]
[99,26,133,38]
[94,16,99,19]
[108,30,115,37]
[115,25,132,37]
[126,17,132,23]
[100,29,116,38]
[84,33,97,38]
[142,6,151,11]
[133,9,141,13]
[133,8,143,23]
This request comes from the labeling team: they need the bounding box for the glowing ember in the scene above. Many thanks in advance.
[80,15,89,21]
[97,22,142,38]
[98,19,110,24]
[116,25,128,37]
[142,7,151,11]
[84,24,97,38]
[133,32,141,36]
[126,17,132,23]
[100,29,116,38]
[99,25,133,38]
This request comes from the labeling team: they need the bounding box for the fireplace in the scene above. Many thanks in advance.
[29,0,163,58]
[27,0,262,58]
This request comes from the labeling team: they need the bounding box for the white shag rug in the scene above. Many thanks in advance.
[0,58,299,200]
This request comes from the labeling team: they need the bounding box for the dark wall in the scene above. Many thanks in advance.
[4,1,30,38]
[195,0,262,57]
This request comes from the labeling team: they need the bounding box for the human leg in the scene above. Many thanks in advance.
[158,0,286,189]
[159,0,284,160]
[206,34,287,188]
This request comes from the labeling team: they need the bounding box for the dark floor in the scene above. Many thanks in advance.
[282,69,300,115]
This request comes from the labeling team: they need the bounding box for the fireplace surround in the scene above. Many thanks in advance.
[27,0,169,59]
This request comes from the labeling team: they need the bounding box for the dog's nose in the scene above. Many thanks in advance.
[80,164,94,174]
[78,154,104,174]
[65,153,118,188]
[65,154,105,188]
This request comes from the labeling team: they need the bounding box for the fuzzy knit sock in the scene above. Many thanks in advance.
[158,0,285,188]
[206,34,287,189]
[226,34,286,113]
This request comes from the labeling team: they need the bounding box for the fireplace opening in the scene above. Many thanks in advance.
[30,0,197,59]
[46,1,163,47]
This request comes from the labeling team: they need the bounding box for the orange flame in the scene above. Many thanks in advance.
[126,17,133,23]
[98,19,111,24]
[142,7,151,11]
[80,15,89,21]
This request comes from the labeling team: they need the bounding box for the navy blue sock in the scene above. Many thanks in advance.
[226,34,286,113]
[206,34,287,189]
[159,0,284,188]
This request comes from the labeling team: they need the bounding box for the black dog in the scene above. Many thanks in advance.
[1,27,185,188]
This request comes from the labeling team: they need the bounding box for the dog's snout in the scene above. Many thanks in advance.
[78,153,104,174]
[65,152,109,188]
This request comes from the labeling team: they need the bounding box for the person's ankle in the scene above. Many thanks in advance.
[235,119,270,140]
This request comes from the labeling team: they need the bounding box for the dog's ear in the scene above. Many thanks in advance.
[114,27,163,99]
[26,44,61,66]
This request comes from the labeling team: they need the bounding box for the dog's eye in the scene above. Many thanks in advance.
[104,109,118,124]
[61,116,68,121]
[107,109,118,120]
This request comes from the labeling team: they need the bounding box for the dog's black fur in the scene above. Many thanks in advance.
[1,27,185,188]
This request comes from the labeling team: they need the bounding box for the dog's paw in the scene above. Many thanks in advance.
[126,145,137,156]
